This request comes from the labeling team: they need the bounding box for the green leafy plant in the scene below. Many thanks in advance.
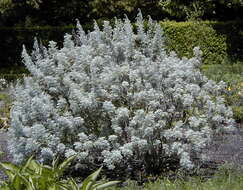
[0,156,120,190]
[66,167,120,190]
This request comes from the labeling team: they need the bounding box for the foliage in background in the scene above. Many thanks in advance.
[0,0,91,27]
[0,155,120,190]
[90,0,163,21]
[159,0,243,21]
[0,26,74,67]
[160,0,208,21]
[0,0,42,27]
[0,0,41,13]
[1,0,243,27]
[36,0,91,26]
[7,13,235,180]
[1,20,243,68]
[161,21,243,65]
[161,21,226,65]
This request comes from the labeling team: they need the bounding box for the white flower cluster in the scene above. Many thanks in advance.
[8,12,235,172]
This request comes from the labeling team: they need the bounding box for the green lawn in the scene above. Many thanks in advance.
[201,63,243,123]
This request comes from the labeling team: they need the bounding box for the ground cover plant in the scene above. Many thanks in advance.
[7,12,235,179]
[0,155,120,190]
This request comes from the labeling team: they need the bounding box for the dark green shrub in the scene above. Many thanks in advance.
[161,21,227,65]
[161,21,243,65]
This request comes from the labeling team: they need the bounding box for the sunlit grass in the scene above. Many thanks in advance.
[201,62,243,123]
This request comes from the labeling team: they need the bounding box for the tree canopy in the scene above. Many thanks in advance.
[0,0,242,26]
[160,0,243,20]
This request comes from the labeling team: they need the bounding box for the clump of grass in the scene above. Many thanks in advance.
[112,165,243,190]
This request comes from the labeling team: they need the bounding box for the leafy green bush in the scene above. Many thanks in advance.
[161,21,243,65]
[0,156,120,190]
[161,21,227,65]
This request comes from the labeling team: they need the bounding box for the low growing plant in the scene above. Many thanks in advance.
[0,156,120,190]
[8,12,235,178]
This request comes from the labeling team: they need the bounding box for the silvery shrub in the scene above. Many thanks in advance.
[8,12,235,175]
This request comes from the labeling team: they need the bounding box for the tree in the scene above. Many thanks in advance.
[90,0,163,20]
[159,0,243,20]
[0,0,91,26]
[0,0,41,13]
[36,0,91,26]
[0,0,42,26]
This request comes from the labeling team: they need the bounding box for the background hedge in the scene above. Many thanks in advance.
[0,25,74,68]
[161,21,243,65]
[0,21,243,68]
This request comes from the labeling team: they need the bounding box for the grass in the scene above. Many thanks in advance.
[201,63,243,86]
[201,62,243,123]
[110,166,243,190]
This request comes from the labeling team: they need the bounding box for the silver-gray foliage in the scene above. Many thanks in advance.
[8,12,235,171]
